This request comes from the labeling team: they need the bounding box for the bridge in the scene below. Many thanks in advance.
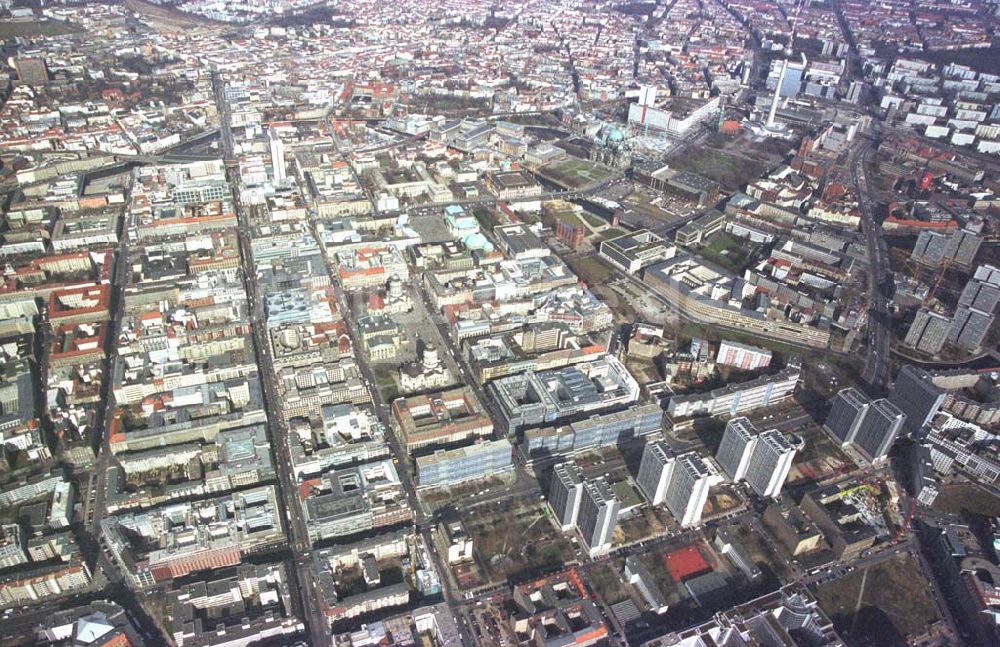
[111,126,222,164]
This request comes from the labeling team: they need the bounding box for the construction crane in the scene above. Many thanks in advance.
[923,257,952,306]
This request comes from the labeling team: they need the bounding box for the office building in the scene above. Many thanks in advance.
[716,417,758,482]
[948,306,994,351]
[548,462,585,531]
[391,387,493,452]
[824,388,869,445]
[301,461,412,544]
[714,526,762,581]
[653,585,843,645]
[825,388,906,462]
[911,228,983,268]
[555,217,586,248]
[166,563,301,647]
[599,229,676,275]
[962,264,1000,313]
[101,487,285,589]
[663,452,712,528]
[766,57,805,97]
[853,399,905,462]
[0,525,27,569]
[674,209,725,247]
[627,94,721,138]
[946,265,1000,351]
[577,478,620,557]
[799,484,878,561]
[493,224,549,260]
[624,554,670,614]
[646,257,829,348]
[519,403,663,463]
[744,431,797,499]
[763,501,825,557]
[959,283,1000,315]
[949,229,983,267]
[484,171,541,200]
[903,308,951,355]
[716,418,797,499]
[416,439,513,489]
[636,440,675,506]
[490,355,640,434]
[888,365,946,435]
[913,444,940,507]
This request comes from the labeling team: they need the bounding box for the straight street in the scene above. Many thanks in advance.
[213,72,330,647]
[851,136,891,391]
[306,120,481,645]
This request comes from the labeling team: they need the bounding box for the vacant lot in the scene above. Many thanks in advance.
[668,132,791,191]
[621,191,687,225]
[670,148,767,191]
[932,482,1000,517]
[616,505,666,544]
[788,426,853,486]
[814,553,939,646]
[587,560,630,605]
[126,0,222,29]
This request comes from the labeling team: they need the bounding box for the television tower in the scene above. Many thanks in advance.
[766,0,802,129]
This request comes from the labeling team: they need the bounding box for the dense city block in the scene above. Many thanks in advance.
[1,1,1000,646]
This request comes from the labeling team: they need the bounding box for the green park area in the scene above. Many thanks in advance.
[465,502,574,582]
[0,20,80,39]
[699,232,753,271]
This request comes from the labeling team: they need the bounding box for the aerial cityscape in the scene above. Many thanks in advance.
[0,0,999,645]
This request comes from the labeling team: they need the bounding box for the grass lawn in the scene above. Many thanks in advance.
[698,232,751,271]
[702,487,743,518]
[414,94,489,114]
[538,158,614,190]
[565,254,615,286]
[579,210,607,229]
[551,211,598,234]
[0,20,81,38]
[371,365,399,401]
[814,553,939,645]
